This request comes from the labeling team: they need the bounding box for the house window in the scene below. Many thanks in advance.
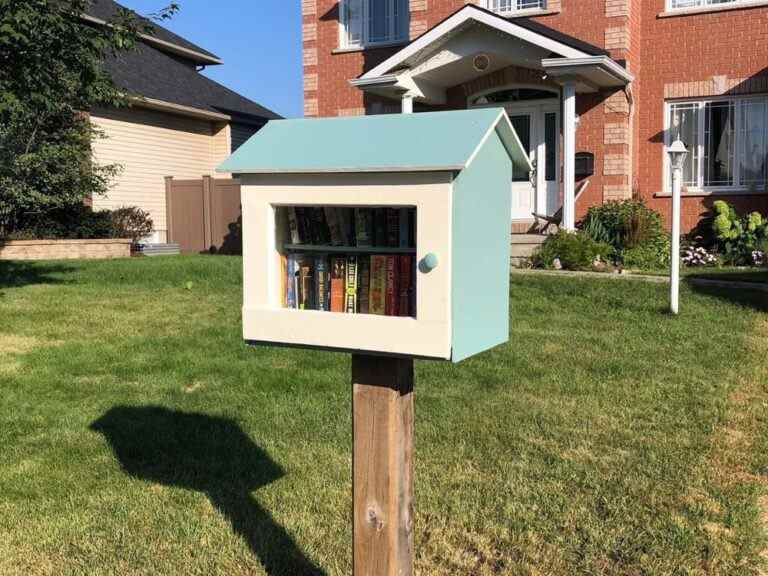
[667,97,768,191]
[485,0,547,15]
[669,0,759,10]
[340,0,409,48]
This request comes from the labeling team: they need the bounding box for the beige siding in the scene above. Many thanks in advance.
[231,123,262,152]
[90,107,220,237]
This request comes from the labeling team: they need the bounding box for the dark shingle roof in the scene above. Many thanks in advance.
[86,0,220,62]
[103,42,281,121]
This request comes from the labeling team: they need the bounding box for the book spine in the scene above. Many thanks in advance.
[339,208,355,246]
[386,208,400,247]
[385,255,398,316]
[398,208,410,248]
[294,207,308,244]
[358,256,370,314]
[330,257,345,313]
[299,263,313,310]
[287,208,301,244]
[398,255,412,317]
[324,207,344,246]
[355,208,373,247]
[315,256,329,311]
[374,208,387,247]
[286,254,297,308]
[408,207,416,248]
[369,255,387,315]
[345,255,358,314]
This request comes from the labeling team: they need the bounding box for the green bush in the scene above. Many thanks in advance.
[581,200,670,269]
[710,200,768,265]
[532,230,614,271]
[108,207,153,243]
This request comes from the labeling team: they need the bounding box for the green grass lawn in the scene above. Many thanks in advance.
[1,255,767,576]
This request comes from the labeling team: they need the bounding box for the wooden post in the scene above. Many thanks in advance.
[202,175,213,251]
[352,354,414,576]
[164,176,174,244]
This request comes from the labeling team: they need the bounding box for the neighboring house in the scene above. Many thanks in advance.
[85,0,280,243]
[303,0,768,232]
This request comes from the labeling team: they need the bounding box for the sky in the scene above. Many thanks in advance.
[117,0,303,119]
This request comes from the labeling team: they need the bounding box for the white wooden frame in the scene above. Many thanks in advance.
[666,0,761,11]
[663,95,768,195]
[484,0,547,15]
[240,172,454,360]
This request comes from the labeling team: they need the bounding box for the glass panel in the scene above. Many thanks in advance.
[740,100,768,188]
[368,0,389,44]
[671,0,752,10]
[489,0,545,12]
[511,115,532,183]
[343,0,363,46]
[669,103,700,187]
[545,113,557,182]
[704,101,735,187]
[277,206,417,317]
[472,88,558,106]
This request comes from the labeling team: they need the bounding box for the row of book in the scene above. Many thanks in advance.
[282,254,415,317]
[284,206,416,248]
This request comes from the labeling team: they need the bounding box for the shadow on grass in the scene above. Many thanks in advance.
[91,406,325,576]
[689,282,768,313]
[0,260,74,289]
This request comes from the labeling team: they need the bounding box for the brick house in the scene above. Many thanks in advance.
[302,0,768,233]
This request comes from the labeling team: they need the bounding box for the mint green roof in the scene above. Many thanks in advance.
[217,108,531,174]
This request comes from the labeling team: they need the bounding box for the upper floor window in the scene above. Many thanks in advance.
[669,0,758,10]
[340,0,409,49]
[485,0,547,15]
[667,96,768,192]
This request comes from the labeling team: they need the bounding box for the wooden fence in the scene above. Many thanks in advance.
[165,176,241,254]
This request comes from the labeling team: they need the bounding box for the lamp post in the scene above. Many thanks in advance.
[667,138,688,315]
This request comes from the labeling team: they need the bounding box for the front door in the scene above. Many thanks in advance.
[510,114,535,220]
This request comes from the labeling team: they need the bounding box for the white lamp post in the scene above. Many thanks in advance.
[667,138,688,315]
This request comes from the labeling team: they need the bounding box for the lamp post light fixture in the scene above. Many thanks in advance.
[667,138,688,315]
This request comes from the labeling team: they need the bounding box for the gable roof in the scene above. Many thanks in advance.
[84,0,221,65]
[217,109,531,174]
[360,4,608,82]
[103,42,281,121]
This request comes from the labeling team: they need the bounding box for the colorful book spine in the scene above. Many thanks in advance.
[286,254,298,309]
[298,263,313,310]
[398,255,412,317]
[315,256,329,311]
[330,257,346,312]
[287,208,301,244]
[385,255,398,316]
[324,207,345,246]
[345,255,358,314]
[358,256,370,314]
[355,208,373,247]
[374,208,387,247]
[369,255,387,315]
[386,208,400,247]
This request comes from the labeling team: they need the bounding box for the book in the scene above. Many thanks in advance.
[298,263,313,310]
[358,256,370,314]
[294,207,310,244]
[369,255,387,315]
[330,257,346,312]
[339,208,355,246]
[286,254,299,309]
[374,208,387,247]
[345,255,358,314]
[315,256,330,311]
[385,255,398,316]
[398,208,410,248]
[324,207,345,246]
[309,207,329,244]
[398,255,412,317]
[408,208,416,248]
[355,208,373,247]
[386,208,400,247]
[280,254,288,307]
[287,208,301,244]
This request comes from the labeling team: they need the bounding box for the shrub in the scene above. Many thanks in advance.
[710,201,768,265]
[532,230,614,271]
[581,200,670,269]
[108,207,153,244]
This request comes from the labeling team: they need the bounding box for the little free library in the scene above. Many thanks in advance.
[218,108,529,575]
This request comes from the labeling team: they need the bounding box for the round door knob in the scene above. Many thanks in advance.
[420,253,439,273]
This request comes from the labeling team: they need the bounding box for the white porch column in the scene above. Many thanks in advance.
[401,93,414,114]
[562,81,577,231]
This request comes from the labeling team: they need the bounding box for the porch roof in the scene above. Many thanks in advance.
[217,108,532,175]
[352,4,633,103]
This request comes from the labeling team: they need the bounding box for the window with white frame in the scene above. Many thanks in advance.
[340,0,409,49]
[485,0,547,15]
[667,97,768,191]
[668,0,758,10]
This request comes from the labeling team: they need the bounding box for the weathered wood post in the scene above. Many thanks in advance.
[352,355,414,576]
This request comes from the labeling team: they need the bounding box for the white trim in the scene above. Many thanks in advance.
[542,56,635,85]
[467,83,559,105]
[129,96,232,121]
[562,82,577,231]
[663,0,768,16]
[359,4,591,81]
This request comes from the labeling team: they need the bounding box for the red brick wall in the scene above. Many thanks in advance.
[304,0,768,230]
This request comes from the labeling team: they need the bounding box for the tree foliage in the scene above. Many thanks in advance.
[0,0,177,236]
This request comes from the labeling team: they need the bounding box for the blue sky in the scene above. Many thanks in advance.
[118,0,303,118]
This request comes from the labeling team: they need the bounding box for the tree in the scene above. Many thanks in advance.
[0,0,177,236]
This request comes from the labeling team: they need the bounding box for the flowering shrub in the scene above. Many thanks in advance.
[710,201,768,265]
[753,251,766,267]
[682,246,717,267]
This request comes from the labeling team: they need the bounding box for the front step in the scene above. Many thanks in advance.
[510,233,548,268]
